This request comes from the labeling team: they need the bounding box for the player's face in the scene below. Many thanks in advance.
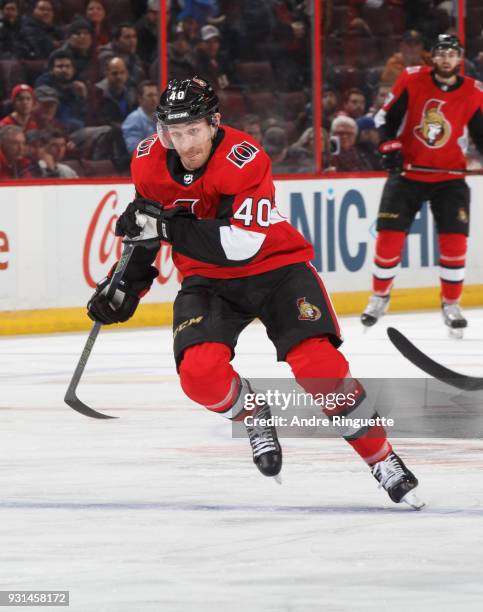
[432,49,462,78]
[167,118,217,170]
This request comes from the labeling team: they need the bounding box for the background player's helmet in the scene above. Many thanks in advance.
[431,34,463,56]
[156,76,219,148]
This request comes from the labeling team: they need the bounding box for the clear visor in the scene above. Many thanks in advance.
[156,117,217,150]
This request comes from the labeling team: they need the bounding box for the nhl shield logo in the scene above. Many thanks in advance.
[297,297,321,321]
[184,173,193,185]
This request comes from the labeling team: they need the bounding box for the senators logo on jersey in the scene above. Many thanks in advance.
[226,141,259,169]
[414,99,451,148]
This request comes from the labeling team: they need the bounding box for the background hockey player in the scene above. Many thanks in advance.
[87,76,423,508]
[361,34,483,338]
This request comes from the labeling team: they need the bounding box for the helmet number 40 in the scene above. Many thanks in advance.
[233,197,271,228]
[169,90,186,101]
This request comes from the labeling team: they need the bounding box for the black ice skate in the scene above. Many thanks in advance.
[371,452,424,510]
[360,295,390,327]
[245,402,282,481]
[442,301,467,339]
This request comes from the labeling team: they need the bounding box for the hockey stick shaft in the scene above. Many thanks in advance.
[404,164,483,176]
[387,327,483,391]
[64,241,138,419]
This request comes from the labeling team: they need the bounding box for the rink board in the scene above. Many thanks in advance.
[1,177,482,334]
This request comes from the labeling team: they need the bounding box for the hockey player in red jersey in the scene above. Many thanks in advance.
[361,34,483,338]
[87,76,423,508]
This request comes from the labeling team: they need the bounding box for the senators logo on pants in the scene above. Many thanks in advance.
[297,298,321,321]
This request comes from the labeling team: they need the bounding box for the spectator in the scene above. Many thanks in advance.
[16,0,62,60]
[322,86,338,131]
[121,80,158,154]
[0,125,32,178]
[85,0,110,48]
[0,84,38,130]
[61,18,100,83]
[44,128,79,177]
[0,0,21,58]
[356,115,382,169]
[168,30,197,81]
[177,0,219,26]
[262,125,311,173]
[329,115,375,171]
[92,57,137,127]
[176,17,200,47]
[36,50,87,131]
[340,87,366,120]
[381,30,431,86]
[194,25,230,90]
[367,82,391,117]
[136,0,159,64]
[98,22,145,87]
[240,114,263,144]
[31,85,65,130]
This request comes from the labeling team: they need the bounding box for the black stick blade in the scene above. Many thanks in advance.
[64,392,118,419]
[387,327,483,391]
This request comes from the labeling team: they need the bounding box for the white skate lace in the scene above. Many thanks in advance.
[363,295,389,318]
[372,454,405,490]
[246,405,277,458]
[442,302,464,322]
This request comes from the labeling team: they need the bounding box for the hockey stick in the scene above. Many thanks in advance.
[404,164,483,176]
[64,241,139,419]
[387,327,483,391]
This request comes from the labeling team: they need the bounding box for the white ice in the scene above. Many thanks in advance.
[1,309,483,612]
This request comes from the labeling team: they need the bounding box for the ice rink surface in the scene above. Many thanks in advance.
[2,309,483,612]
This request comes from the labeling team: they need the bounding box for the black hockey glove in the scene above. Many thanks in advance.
[87,262,158,325]
[379,140,404,173]
[115,199,195,243]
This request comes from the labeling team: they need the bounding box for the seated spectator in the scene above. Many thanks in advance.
[85,0,110,48]
[322,86,338,131]
[61,18,100,83]
[168,30,197,81]
[177,0,219,26]
[263,125,311,173]
[356,115,382,169]
[367,82,391,116]
[339,87,367,120]
[0,124,32,178]
[0,84,38,130]
[0,0,21,58]
[24,128,78,178]
[36,50,87,131]
[122,80,158,154]
[98,23,145,87]
[91,57,137,127]
[239,114,263,144]
[381,30,431,86]
[194,25,230,90]
[16,0,63,61]
[31,85,65,130]
[329,115,376,171]
[136,0,159,64]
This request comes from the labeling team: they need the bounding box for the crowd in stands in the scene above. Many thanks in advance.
[1,0,482,178]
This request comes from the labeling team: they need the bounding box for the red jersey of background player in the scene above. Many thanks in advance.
[130,124,314,279]
[375,65,483,182]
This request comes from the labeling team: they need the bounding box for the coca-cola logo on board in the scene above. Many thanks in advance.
[83,190,181,288]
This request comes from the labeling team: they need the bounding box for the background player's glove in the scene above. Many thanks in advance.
[379,140,404,173]
[87,262,158,325]
[115,199,195,243]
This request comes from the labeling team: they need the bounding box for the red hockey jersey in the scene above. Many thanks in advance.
[376,66,483,182]
[130,125,314,279]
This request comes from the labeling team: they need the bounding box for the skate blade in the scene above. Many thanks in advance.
[273,474,282,485]
[401,490,425,510]
[448,327,464,340]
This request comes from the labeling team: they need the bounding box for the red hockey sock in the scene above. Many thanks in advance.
[179,343,241,417]
[438,233,467,303]
[286,337,391,464]
[372,230,406,296]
